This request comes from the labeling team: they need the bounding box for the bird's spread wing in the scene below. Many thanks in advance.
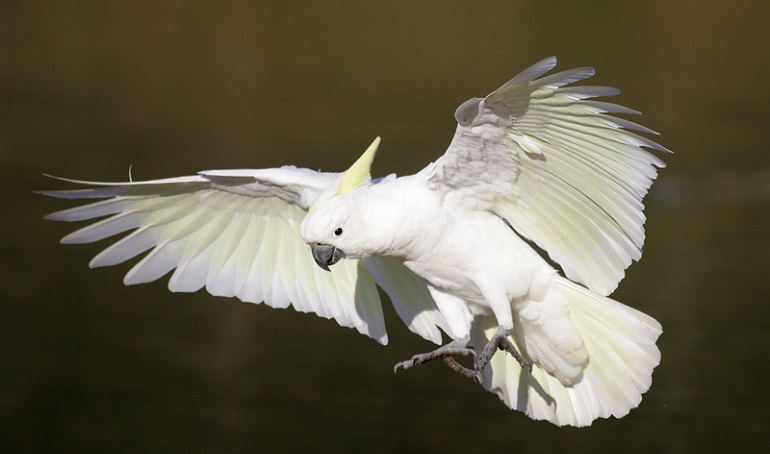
[427,56,669,295]
[41,168,446,345]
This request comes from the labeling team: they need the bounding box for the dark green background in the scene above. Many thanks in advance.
[3,1,769,452]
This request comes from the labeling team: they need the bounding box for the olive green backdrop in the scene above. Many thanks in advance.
[2,1,768,452]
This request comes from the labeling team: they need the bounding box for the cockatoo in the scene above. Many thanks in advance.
[41,57,667,427]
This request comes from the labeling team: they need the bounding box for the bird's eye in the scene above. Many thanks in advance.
[334,227,343,236]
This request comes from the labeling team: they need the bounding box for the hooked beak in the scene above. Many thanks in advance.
[310,243,345,271]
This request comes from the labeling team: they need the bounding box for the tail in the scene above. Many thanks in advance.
[471,276,662,427]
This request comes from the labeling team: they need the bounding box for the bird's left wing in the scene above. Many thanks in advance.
[427,57,669,295]
[41,167,446,345]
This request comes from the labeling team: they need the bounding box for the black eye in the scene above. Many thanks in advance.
[334,228,343,236]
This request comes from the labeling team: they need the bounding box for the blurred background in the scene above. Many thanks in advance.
[2,1,769,452]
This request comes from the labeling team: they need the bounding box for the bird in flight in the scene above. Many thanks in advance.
[41,56,668,426]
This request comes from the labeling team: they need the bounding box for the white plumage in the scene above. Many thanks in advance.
[42,57,668,426]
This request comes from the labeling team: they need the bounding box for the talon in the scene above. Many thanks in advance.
[393,356,419,373]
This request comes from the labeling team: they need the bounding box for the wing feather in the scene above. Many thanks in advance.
[429,57,669,295]
[362,257,449,344]
[41,170,438,345]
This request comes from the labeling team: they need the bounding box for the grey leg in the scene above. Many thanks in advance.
[473,326,531,382]
[393,336,474,377]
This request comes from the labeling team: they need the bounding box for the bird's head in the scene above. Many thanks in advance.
[301,137,380,271]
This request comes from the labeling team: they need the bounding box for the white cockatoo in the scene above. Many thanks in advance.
[41,57,667,427]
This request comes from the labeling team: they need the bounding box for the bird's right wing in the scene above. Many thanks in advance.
[40,167,447,345]
[428,57,669,296]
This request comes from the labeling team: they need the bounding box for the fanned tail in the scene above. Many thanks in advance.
[471,276,661,426]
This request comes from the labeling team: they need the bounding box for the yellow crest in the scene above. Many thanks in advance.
[337,136,380,195]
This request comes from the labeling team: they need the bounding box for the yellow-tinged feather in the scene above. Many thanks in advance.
[338,136,380,195]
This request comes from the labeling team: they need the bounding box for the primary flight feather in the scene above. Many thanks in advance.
[41,56,668,426]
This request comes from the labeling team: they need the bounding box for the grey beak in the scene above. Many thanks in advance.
[310,243,345,271]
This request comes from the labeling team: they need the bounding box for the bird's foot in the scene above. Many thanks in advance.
[473,327,531,382]
[394,337,476,379]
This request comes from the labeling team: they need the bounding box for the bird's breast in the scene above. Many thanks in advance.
[402,209,554,307]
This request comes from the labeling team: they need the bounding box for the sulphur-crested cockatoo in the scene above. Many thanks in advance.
[41,57,667,427]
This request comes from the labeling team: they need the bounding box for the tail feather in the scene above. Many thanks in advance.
[472,276,661,427]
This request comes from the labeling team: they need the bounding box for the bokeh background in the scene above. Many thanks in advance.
[3,1,769,452]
